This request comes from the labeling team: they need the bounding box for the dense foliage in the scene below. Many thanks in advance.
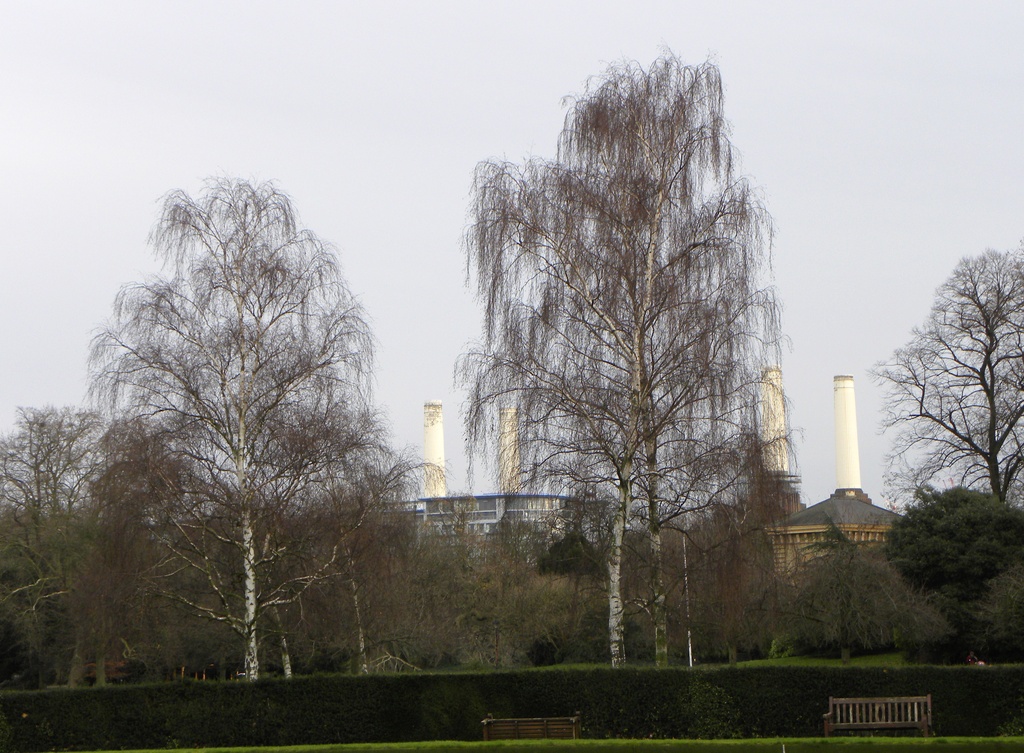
[886,487,1024,660]
[786,530,948,661]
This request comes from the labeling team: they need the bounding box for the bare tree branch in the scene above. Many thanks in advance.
[874,248,1024,503]
[90,178,381,680]
[461,54,780,667]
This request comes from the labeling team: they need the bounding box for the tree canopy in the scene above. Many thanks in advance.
[887,487,1024,596]
[788,528,947,663]
[463,53,779,666]
[874,248,1024,503]
[91,178,379,680]
[886,486,1024,657]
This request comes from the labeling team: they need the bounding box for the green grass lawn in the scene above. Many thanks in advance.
[510,652,917,670]
[736,652,912,668]
[69,740,1024,753]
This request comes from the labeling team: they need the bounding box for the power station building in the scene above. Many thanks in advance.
[413,401,569,534]
[768,374,899,570]
[417,492,569,535]
[414,371,899,550]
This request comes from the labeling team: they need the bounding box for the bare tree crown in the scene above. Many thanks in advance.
[874,248,1024,503]
[464,55,778,494]
[90,177,377,680]
[462,53,780,666]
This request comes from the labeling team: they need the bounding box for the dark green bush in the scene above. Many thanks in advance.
[1,665,1022,750]
[0,709,11,753]
[685,676,741,739]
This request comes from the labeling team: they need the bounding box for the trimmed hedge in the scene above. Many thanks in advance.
[1,666,1023,750]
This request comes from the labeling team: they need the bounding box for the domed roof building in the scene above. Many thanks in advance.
[769,375,900,571]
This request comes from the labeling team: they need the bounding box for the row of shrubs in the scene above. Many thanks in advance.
[1,665,1023,750]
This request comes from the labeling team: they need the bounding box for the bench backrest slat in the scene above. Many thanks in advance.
[482,715,581,741]
[825,696,931,737]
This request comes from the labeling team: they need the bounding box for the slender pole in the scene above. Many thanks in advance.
[683,532,694,667]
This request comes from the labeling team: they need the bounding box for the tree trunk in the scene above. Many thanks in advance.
[608,474,630,667]
[67,642,85,687]
[269,608,293,679]
[241,508,260,681]
[728,645,738,666]
[646,438,668,667]
[280,635,292,678]
[650,519,668,667]
[348,567,369,674]
[841,646,851,665]
[95,646,107,686]
[682,534,694,667]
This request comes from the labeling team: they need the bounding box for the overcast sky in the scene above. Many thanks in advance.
[2,0,1022,507]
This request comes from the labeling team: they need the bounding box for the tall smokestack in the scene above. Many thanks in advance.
[498,406,522,494]
[833,375,862,491]
[760,366,789,475]
[423,400,446,498]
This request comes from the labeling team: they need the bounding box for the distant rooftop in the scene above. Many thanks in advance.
[784,489,899,528]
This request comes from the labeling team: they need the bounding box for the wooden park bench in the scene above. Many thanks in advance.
[823,695,932,737]
[481,713,581,740]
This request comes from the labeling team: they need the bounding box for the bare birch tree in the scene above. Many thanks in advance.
[873,248,1024,503]
[462,54,779,667]
[91,178,374,680]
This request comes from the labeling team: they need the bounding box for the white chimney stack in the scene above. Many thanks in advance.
[498,406,522,494]
[833,375,862,491]
[423,400,447,498]
[760,366,789,475]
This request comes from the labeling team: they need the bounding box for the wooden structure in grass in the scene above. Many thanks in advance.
[481,713,581,740]
[823,695,932,737]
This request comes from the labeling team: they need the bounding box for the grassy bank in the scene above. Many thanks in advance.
[70,739,1024,753]
[733,653,911,668]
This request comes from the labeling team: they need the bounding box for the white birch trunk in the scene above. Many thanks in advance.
[649,515,668,667]
[351,578,369,675]
[281,635,293,678]
[608,473,630,667]
[346,548,369,674]
[646,440,668,667]
[236,346,260,682]
[241,507,260,681]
